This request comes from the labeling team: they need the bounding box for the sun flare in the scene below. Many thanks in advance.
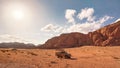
[12,9,24,20]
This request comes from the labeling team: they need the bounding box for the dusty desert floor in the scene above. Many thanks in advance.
[0,46,120,68]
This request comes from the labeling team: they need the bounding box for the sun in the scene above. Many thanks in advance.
[12,9,24,20]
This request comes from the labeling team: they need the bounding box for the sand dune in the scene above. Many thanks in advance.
[0,46,120,68]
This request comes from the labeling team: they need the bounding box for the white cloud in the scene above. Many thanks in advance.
[77,8,95,21]
[41,24,58,32]
[41,24,64,33]
[65,9,76,24]
[66,15,113,34]
[42,8,113,35]
[0,34,30,44]
[67,23,96,34]
[67,22,103,34]
[97,15,113,24]
[54,27,65,33]
[115,18,120,22]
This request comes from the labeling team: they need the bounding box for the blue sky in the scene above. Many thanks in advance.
[40,0,120,24]
[0,0,120,45]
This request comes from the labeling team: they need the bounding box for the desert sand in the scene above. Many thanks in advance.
[0,46,120,68]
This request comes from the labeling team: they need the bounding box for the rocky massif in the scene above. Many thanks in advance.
[89,21,120,46]
[40,21,120,48]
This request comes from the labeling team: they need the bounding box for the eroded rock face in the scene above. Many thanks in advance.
[40,21,120,48]
[90,21,120,46]
[42,32,92,49]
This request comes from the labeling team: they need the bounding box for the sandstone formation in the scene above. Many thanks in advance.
[40,33,92,48]
[40,21,120,48]
[90,21,120,46]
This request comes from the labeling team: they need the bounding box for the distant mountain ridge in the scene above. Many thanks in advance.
[0,42,36,49]
[39,21,120,49]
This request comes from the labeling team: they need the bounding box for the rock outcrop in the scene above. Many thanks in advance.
[40,32,93,48]
[90,21,120,46]
[40,21,120,48]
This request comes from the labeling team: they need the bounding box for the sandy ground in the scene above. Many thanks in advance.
[0,46,120,68]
